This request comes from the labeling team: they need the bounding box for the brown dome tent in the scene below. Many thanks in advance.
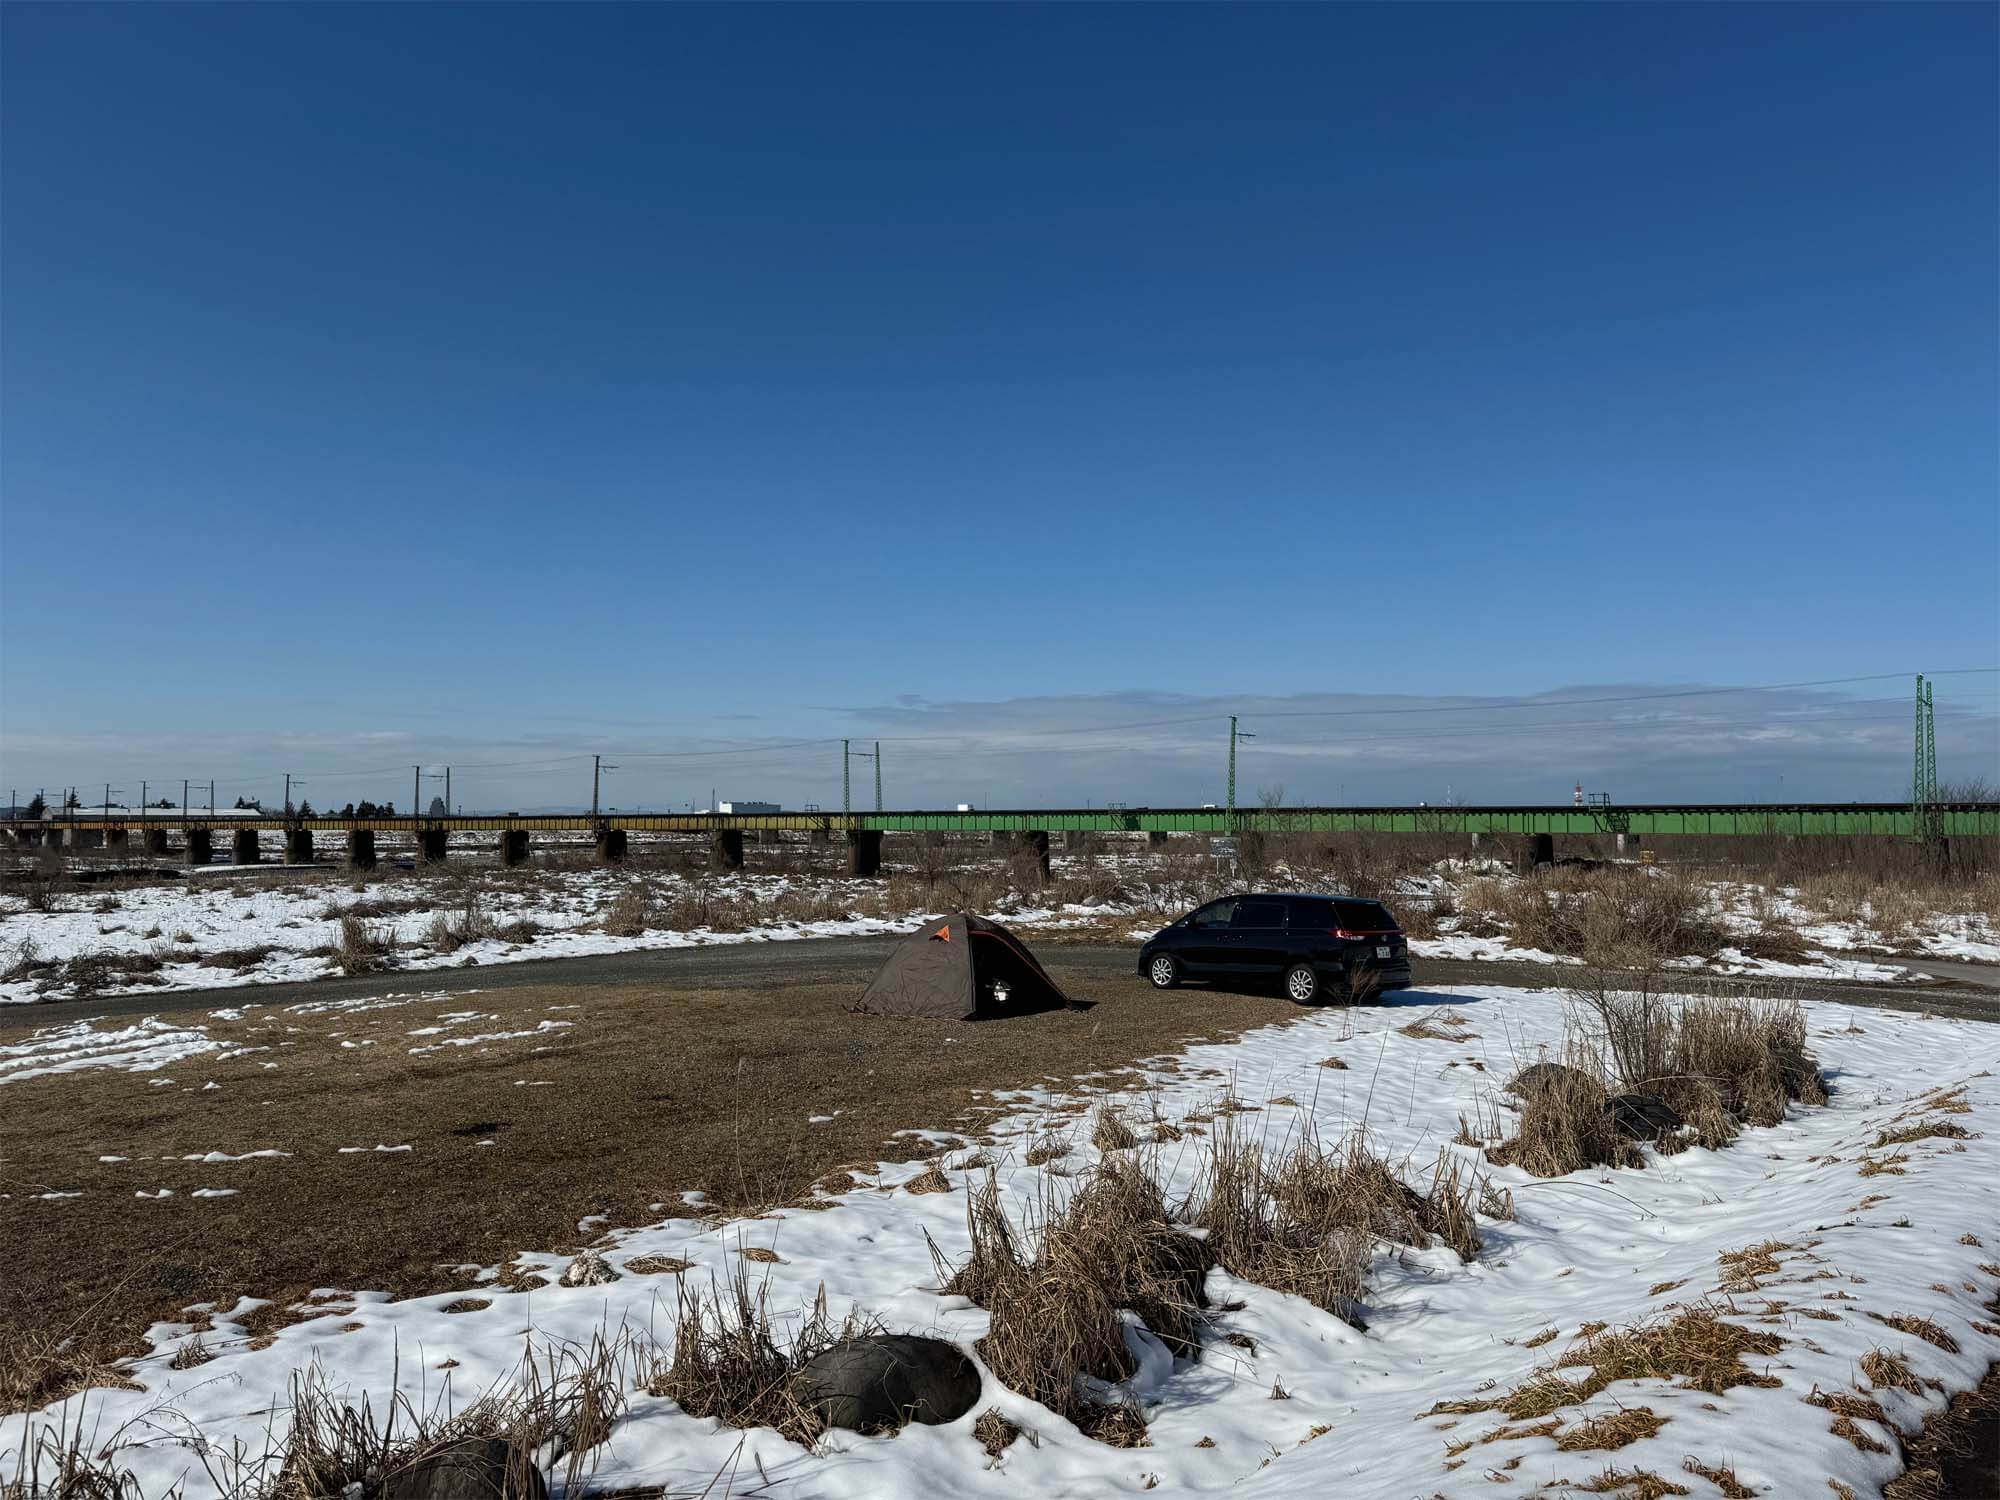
[859,913,1072,1020]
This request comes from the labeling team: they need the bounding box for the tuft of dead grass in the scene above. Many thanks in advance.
[645,1271,861,1447]
[1873,1119,1972,1148]
[1441,1306,1782,1421]
[936,1162,1209,1444]
[1682,1457,1754,1497]
[1554,1406,1667,1450]
[1860,1347,1925,1394]
[1865,1312,1960,1353]
[1573,1467,1691,1498]
[1090,1106,1138,1153]
[0,1330,143,1416]
[974,1407,1021,1459]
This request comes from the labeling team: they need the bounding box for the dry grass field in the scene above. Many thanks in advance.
[0,955,1296,1390]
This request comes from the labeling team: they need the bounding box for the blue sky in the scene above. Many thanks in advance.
[2,4,1994,811]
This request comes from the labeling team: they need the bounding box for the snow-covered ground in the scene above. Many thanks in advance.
[7,986,1997,1499]
[0,869,1139,1005]
[3,862,1993,1005]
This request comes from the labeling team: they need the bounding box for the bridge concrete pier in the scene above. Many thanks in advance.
[989,830,1011,847]
[848,829,883,877]
[498,830,528,867]
[143,829,169,857]
[594,828,627,864]
[347,830,378,870]
[186,828,212,865]
[809,827,830,846]
[285,829,314,865]
[106,828,130,853]
[712,829,745,869]
[417,829,448,864]
[232,829,261,864]
[1148,831,1168,848]
[1016,829,1050,882]
[1522,833,1554,872]
[66,828,101,850]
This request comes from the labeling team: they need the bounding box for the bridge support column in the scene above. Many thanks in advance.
[285,829,314,865]
[989,830,1010,847]
[1015,829,1050,882]
[417,829,448,864]
[711,829,744,870]
[232,829,261,864]
[1615,832,1639,854]
[1469,831,1481,850]
[105,829,129,853]
[186,828,212,866]
[594,828,627,864]
[498,830,528,867]
[1147,831,1168,848]
[809,826,830,846]
[848,829,882,877]
[347,830,378,870]
[1522,833,1554,872]
[68,828,100,849]
[143,828,169,857]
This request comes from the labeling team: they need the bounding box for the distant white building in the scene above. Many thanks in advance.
[716,801,780,815]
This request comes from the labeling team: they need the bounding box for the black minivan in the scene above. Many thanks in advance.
[1137,893,1411,1005]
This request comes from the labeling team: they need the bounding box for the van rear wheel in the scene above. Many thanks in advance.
[1284,964,1321,1006]
[1148,954,1181,989]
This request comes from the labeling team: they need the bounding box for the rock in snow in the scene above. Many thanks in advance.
[381,1436,547,1499]
[792,1334,981,1433]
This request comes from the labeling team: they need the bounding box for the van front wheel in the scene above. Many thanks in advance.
[1284,964,1321,1006]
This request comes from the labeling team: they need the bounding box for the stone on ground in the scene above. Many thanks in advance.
[792,1334,981,1433]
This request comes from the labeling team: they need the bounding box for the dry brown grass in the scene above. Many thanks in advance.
[1435,1306,1782,1421]
[1574,1467,1691,1498]
[938,1163,1208,1444]
[1682,1457,1754,1497]
[0,958,1294,1382]
[974,1407,1022,1458]
[903,1166,951,1195]
[1090,1106,1138,1153]
[1488,1045,1639,1177]
[644,1271,858,1446]
[1865,1312,1960,1353]
[0,1329,143,1416]
[1554,1407,1667,1450]
[332,913,395,974]
[1873,1119,1973,1148]
[1860,1347,1925,1395]
[1716,1240,1791,1294]
[1458,867,1723,966]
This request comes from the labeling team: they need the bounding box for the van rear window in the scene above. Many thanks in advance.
[1333,899,1396,931]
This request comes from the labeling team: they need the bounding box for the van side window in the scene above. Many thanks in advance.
[1188,900,1236,929]
[1230,900,1287,929]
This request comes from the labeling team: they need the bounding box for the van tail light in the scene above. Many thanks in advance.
[1332,928,1402,939]
[1331,928,1364,939]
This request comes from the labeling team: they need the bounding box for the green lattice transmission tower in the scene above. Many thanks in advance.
[1913,674,1939,842]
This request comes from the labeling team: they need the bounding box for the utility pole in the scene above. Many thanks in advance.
[183,779,190,837]
[140,781,147,820]
[1226,717,1255,821]
[593,756,601,820]
[842,740,851,817]
[208,780,216,819]
[283,773,292,819]
[444,766,451,818]
[414,766,422,825]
